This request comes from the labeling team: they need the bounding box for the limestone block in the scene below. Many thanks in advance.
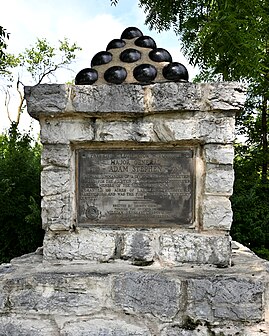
[161,325,209,336]
[0,316,57,336]
[205,164,234,195]
[156,117,196,142]
[43,229,115,261]
[113,272,180,321]
[148,82,201,112]
[95,120,148,142]
[187,277,264,322]
[71,84,144,113]
[41,193,72,230]
[41,144,71,168]
[25,84,69,120]
[197,112,235,143]
[202,196,233,231]
[40,118,94,144]
[200,82,246,111]
[121,231,156,263]
[159,232,231,266]
[7,273,109,316]
[25,83,246,120]
[159,113,235,143]
[41,167,70,197]
[204,144,234,165]
[60,319,151,336]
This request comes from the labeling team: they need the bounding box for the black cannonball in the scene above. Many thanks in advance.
[120,48,141,63]
[133,64,157,83]
[149,48,172,62]
[75,68,98,85]
[162,62,189,81]
[91,51,112,67]
[106,39,126,51]
[121,27,143,40]
[104,66,127,84]
[135,36,157,49]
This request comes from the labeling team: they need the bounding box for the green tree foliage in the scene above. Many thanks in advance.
[0,26,9,73]
[0,124,43,263]
[0,37,81,263]
[231,144,269,259]
[2,37,81,125]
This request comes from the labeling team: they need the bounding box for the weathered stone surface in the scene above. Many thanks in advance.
[204,144,234,165]
[0,316,57,336]
[0,244,268,335]
[113,272,180,321]
[7,273,109,316]
[159,232,231,266]
[25,82,246,119]
[60,319,151,336]
[43,229,115,261]
[187,277,264,322]
[40,118,94,144]
[200,82,246,111]
[148,82,201,112]
[25,84,69,119]
[41,167,70,197]
[202,196,232,231]
[41,193,72,230]
[121,231,156,263]
[205,164,234,195]
[72,84,145,113]
[197,112,236,143]
[161,325,209,336]
[41,144,71,168]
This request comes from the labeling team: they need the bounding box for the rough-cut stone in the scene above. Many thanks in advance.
[205,164,234,195]
[200,82,246,111]
[204,144,234,165]
[161,325,209,336]
[202,196,232,231]
[41,144,71,168]
[0,316,57,336]
[60,319,151,336]
[41,193,72,230]
[41,167,70,197]
[159,232,231,266]
[113,272,180,321]
[187,277,264,322]
[0,243,268,335]
[43,229,116,261]
[25,82,246,119]
[197,112,236,143]
[25,84,69,118]
[121,231,156,263]
[7,273,109,316]
[72,84,145,113]
[40,118,94,144]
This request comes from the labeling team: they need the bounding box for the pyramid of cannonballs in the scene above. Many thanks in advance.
[75,27,189,85]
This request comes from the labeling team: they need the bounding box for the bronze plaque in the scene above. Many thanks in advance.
[77,149,194,226]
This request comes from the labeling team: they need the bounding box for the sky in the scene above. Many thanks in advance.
[0,0,198,136]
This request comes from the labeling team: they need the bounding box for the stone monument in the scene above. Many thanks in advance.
[0,27,268,335]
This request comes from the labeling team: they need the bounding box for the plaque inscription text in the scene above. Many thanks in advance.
[77,149,194,226]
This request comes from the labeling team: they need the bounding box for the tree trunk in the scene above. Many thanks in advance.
[261,95,268,184]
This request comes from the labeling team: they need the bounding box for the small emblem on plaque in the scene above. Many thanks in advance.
[86,206,99,220]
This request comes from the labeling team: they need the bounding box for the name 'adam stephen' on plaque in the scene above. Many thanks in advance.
[77,149,194,227]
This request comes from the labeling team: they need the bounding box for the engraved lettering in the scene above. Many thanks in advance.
[77,149,194,226]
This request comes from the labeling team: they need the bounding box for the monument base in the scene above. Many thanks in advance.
[0,242,268,336]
